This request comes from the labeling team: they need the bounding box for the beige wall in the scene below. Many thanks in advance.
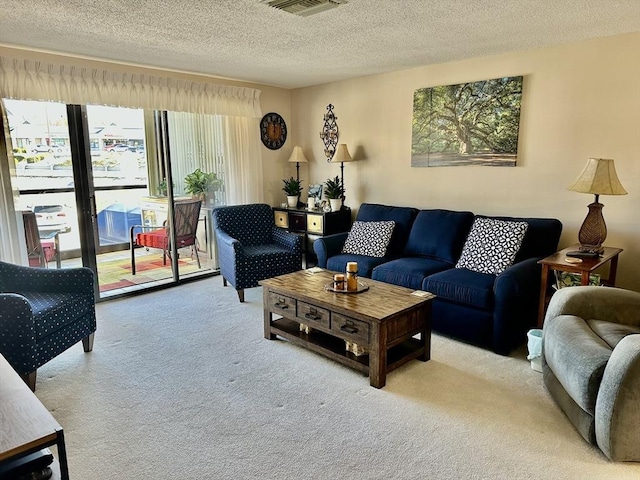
[286,33,640,291]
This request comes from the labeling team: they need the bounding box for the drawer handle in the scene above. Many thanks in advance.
[340,324,358,334]
[305,312,321,321]
[274,300,289,309]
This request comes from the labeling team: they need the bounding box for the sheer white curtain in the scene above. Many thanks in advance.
[167,112,225,198]
[0,101,23,263]
[221,116,263,205]
[167,112,263,205]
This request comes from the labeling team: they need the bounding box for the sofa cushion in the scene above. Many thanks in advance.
[423,268,495,310]
[587,319,640,349]
[326,254,388,278]
[342,220,395,258]
[456,217,528,275]
[544,315,612,415]
[20,291,95,340]
[404,209,474,263]
[372,257,453,290]
[355,203,418,257]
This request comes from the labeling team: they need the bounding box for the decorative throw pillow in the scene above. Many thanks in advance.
[455,218,528,275]
[342,221,396,258]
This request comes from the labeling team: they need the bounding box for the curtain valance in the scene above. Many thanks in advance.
[0,56,262,118]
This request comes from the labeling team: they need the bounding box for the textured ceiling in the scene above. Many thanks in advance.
[1,0,639,89]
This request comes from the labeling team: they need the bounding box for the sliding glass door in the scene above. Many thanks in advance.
[3,99,220,298]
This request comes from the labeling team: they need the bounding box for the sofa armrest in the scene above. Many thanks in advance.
[215,230,241,252]
[595,334,640,461]
[312,232,349,268]
[0,261,94,295]
[272,227,303,253]
[545,286,640,328]
[0,293,38,373]
[492,258,542,354]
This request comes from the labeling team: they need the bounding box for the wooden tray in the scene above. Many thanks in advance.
[324,281,369,294]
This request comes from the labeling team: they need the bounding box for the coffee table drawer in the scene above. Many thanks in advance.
[268,292,296,316]
[331,313,370,345]
[297,301,330,329]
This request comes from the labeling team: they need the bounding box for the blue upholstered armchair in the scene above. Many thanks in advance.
[213,204,303,302]
[0,261,97,390]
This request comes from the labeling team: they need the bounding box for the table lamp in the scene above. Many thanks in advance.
[330,144,355,205]
[287,146,308,182]
[567,158,627,254]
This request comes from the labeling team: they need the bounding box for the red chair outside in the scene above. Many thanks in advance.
[129,199,202,275]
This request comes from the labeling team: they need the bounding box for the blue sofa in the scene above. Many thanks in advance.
[314,203,562,354]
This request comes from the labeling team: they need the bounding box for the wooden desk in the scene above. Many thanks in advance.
[537,245,623,327]
[0,354,68,479]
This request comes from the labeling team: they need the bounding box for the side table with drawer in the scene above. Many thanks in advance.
[273,206,352,265]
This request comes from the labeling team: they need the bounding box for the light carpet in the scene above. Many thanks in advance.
[35,278,639,479]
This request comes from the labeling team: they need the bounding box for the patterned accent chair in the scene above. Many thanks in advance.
[0,261,97,391]
[213,204,303,302]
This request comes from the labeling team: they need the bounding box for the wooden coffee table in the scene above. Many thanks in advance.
[260,269,434,388]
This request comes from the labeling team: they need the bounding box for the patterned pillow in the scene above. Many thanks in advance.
[455,218,528,275]
[342,221,396,258]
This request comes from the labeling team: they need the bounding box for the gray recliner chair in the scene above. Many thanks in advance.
[542,286,640,462]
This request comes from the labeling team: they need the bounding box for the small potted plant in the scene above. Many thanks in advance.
[158,178,169,196]
[184,169,222,202]
[282,177,303,207]
[324,176,344,212]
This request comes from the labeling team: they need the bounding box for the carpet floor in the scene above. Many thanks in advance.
[35,278,640,479]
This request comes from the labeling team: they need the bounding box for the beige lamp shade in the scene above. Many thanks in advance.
[288,146,308,164]
[567,158,627,195]
[330,144,354,164]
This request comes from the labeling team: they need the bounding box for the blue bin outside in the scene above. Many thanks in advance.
[97,203,142,245]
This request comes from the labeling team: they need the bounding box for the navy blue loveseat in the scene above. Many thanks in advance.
[313,203,562,354]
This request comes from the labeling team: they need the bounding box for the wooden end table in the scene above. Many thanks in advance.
[260,269,434,388]
[0,354,68,479]
[537,245,623,327]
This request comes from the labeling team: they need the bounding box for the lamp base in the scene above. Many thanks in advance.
[577,200,607,254]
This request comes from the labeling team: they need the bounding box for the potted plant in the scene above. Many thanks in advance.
[282,176,303,207]
[324,176,344,212]
[158,178,169,196]
[184,169,222,202]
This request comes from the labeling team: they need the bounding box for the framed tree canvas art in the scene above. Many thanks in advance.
[411,76,523,167]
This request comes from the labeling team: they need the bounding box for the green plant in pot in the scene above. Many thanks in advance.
[184,169,222,202]
[324,175,344,212]
[282,176,303,207]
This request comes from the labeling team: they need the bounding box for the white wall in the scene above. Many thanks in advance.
[284,33,640,291]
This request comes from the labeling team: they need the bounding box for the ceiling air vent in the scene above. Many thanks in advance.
[260,0,347,17]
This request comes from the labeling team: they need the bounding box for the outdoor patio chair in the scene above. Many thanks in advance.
[129,199,202,275]
[213,203,302,302]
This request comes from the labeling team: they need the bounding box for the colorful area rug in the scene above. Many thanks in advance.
[98,253,202,292]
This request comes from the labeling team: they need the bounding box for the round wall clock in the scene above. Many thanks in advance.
[260,112,287,150]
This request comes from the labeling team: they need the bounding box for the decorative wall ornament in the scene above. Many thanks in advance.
[411,76,523,167]
[319,104,339,161]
